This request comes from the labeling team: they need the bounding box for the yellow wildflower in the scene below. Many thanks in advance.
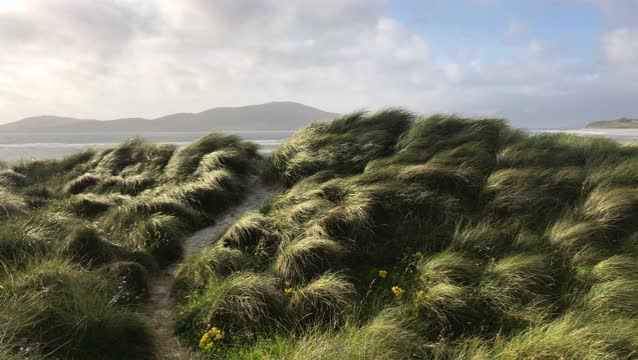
[205,342,214,351]
[215,333,224,340]
[378,270,388,279]
[284,287,293,296]
[416,290,425,298]
[391,286,404,298]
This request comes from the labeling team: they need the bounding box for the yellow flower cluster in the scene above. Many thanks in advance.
[284,287,294,296]
[391,286,404,298]
[378,270,388,279]
[416,290,425,298]
[199,326,224,351]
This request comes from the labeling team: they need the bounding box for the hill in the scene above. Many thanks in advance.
[0,102,338,133]
[586,117,638,129]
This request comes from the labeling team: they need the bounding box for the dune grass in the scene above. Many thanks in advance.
[173,109,638,359]
[5,110,638,358]
[0,133,262,358]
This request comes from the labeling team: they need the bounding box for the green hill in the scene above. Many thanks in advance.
[3,110,638,359]
[586,117,638,128]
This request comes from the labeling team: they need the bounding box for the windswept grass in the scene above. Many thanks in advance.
[5,110,638,358]
[179,109,638,359]
[176,272,286,339]
[274,237,347,284]
[0,132,262,358]
[289,272,356,327]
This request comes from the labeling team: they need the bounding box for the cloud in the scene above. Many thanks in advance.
[602,27,638,64]
[0,0,635,128]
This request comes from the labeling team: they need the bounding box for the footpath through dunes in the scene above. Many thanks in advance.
[144,179,279,360]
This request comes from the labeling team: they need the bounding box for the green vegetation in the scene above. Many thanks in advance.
[5,110,638,359]
[176,111,638,359]
[0,134,261,359]
[587,117,638,129]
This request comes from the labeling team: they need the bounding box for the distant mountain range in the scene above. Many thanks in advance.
[0,102,339,133]
[586,118,638,129]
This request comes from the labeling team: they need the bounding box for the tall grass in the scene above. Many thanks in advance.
[0,132,262,358]
[5,110,638,359]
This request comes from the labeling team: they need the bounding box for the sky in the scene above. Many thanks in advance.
[0,0,636,128]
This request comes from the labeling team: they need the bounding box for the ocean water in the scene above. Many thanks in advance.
[2,128,638,162]
[0,131,294,162]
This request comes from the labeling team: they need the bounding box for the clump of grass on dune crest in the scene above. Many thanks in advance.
[497,133,628,169]
[289,272,356,327]
[196,149,256,176]
[267,109,413,184]
[98,174,156,195]
[176,272,286,339]
[274,237,347,284]
[392,115,509,164]
[64,173,100,194]
[160,169,243,214]
[94,137,153,174]
[13,148,96,183]
[166,134,257,179]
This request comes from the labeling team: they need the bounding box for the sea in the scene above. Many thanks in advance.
[1,128,638,162]
[0,131,294,162]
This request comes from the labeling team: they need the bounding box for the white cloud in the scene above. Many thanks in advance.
[0,0,635,128]
[602,27,638,64]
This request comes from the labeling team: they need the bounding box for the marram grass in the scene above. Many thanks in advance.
[5,111,638,358]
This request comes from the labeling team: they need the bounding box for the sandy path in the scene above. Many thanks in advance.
[143,180,278,359]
